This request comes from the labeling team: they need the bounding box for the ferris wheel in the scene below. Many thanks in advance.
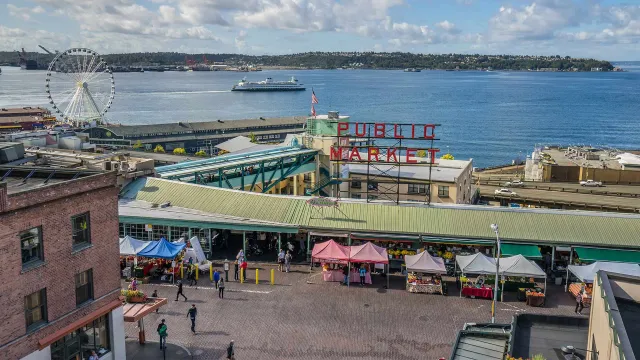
[45,48,115,126]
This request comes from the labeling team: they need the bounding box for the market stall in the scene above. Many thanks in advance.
[181,237,213,273]
[404,251,446,294]
[311,240,350,283]
[498,255,547,306]
[567,261,640,306]
[119,236,155,278]
[456,253,498,299]
[137,238,187,283]
[349,242,389,286]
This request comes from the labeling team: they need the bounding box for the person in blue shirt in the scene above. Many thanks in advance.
[213,269,221,289]
[359,264,367,286]
[187,304,197,334]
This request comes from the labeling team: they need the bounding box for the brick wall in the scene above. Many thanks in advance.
[0,173,121,359]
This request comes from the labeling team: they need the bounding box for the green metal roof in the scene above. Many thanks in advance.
[575,247,640,263]
[501,243,542,259]
[121,178,640,249]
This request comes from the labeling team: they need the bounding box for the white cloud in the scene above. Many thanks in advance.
[7,4,47,20]
[436,20,459,34]
[235,30,247,50]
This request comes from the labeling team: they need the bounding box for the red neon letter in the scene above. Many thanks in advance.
[386,147,398,163]
[330,146,343,160]
[374,123,385,138]
[337,122,349,136]
[349,147,362,161]
[423,124,436,139]
[368,147,379,162]
[411,124,416,139]
[428,148,440,164]
[406,148,417,163]
[394,124,404,139]
[355,123,366,137]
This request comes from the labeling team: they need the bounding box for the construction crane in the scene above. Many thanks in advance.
[38,45,57,55]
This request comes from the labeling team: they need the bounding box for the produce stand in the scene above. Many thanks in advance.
[461,286,494,299]
[566,261,640,305]
[525,288,545,307]
[404,251,447,295]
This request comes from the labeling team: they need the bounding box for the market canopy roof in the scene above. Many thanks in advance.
[311,240,350,262]
[137,238,186,259]
[568,262,640,283]
[349,242,389,264]
[119,236,152,256]
[456,253,497,275]
[574,247,640,263]
[405,251,446,274]
[498,255,546,278]
[500,243,542,259]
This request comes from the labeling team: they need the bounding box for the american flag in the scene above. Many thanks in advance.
[311,89,319,104]
[311,104,316,118]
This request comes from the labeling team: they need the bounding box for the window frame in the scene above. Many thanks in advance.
[351,179,362,189]
[71,213,91,249]
[438,185,450,198]
[75,269,94,306]
[25,288,48,332]
[20,226,44,269]
[408,183,427,194]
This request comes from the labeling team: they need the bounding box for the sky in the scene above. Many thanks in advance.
[1,0,639,60]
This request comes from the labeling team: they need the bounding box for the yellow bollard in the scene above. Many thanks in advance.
[195,264,199,280]
[240,268,244,284]
[270,269,275,285]
[180,264,184,279]
[210,266,213,281]
[256,269,259,284]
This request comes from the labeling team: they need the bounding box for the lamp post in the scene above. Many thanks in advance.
[491,223,501,324]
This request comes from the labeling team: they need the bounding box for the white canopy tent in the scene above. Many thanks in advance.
[405,251,446,274]
[456,253,497,275]
[119,236,152,256]
[181,237,212,273]
[498,254,547,297]
[568,261,640,283]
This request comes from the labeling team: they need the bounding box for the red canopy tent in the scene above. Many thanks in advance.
[311,240,350,263]
[349,242,389,264]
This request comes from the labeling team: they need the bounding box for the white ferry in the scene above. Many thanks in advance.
[231,77,306,92]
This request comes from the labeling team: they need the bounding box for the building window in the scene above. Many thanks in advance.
[71,213,91,248]
[152,225,169,240]
[303,173,312,182]
[75,269,94,306]
[124,223,147,240]
[171,227,190,241]
[368,195,378,201]
[25,289,47,331]
[51,314,110,360]
[438,185,450,198]
[351,179,362,189]
[20,227,44,269]
[367,182,378,191]
[119,223,125,238]
[408,184,427,194]
[351,193,361,199]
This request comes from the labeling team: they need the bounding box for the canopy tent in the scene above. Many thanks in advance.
[119,236,152,256]
[500,243,542,259]
[404,251,446,274]
[568,261,640,283]
[349,242,389,264]
[183,237,212,272]
[574,247,640,263]
[138,238,186,260]
[456,253,497,275]
[499,255,546,278]
[311,240,350,262]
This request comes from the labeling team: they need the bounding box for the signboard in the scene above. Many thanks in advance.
[331,122,440,164]
[145,224,153,232]
[306,197,339,208]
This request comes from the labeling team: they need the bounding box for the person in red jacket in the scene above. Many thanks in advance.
[240,260,248,281]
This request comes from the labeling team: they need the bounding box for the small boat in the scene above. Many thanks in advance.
[404,68,421,72]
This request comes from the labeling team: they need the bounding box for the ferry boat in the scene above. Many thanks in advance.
[231,77,305,92]
[404,68,421,72]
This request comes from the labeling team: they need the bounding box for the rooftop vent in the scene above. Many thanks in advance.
[327,111,340,120]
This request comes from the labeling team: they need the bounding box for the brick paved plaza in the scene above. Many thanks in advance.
[125,264,577,360]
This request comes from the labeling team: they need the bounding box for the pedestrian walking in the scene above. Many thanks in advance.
[234,261,239,281]
[157,319,168,349]
[152,290,159,312]
[342,264,349,285]
[285,251,292,273]
[227,340,235,359]
[175,280,187,301]
[575,291,584,314]
[189,266,198,286]
[240,260,248,281]
[187,304,197,334]
[88,350,99,360]
[188,256,193,266]
[236,249,244,263]
[359,264,366,286]
[213,269,220,289]
[218,278,225,299]
[278,249,285,272]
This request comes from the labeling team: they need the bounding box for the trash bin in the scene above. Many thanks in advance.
[555,276,563,286]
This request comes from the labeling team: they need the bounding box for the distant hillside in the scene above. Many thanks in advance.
[0,51,614,71]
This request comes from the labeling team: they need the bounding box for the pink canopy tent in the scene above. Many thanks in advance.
[349,242,389,264]
[311,240,350,263]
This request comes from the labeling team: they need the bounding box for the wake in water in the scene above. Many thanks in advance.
[124,90,231,95]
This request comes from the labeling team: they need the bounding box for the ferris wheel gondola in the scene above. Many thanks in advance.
[45,48,115,126]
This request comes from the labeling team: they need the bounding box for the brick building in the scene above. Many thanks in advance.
[0,166,125,360]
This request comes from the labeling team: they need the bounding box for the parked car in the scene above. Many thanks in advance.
[580,180,603,187]
[494,188,517,196]
[505,180,524,187]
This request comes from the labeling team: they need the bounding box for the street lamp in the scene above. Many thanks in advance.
[490,223,501,324]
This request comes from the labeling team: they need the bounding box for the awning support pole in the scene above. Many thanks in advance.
[551,246,555,272]
[386,263,389,289]
[347,233,351,288]
[565,247,573,292]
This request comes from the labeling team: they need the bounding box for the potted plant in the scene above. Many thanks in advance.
[121,289,148,303]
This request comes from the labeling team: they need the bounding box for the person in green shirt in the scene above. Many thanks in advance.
[157,319,168,349]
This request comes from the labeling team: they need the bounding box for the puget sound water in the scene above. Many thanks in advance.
[1,64,639,168]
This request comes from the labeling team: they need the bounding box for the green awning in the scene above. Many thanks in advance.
[500,243,542,259]
[575,247,640,263]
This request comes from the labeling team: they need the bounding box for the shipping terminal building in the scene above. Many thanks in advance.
[83,116,307,154]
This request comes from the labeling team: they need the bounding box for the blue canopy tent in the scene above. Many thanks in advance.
[138,238,186,260]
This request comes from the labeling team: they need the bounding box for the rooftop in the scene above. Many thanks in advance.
[599,271,640,359]
[98,116,306,138]
[345,159,472,183]
[0,107,48,116]
[511,314,589,360]
[0,166,100,195]
[540,147,640,170]
[120,177,640,248]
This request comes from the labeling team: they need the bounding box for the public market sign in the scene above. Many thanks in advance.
[306,197,339,207]
[330,122,440,164]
